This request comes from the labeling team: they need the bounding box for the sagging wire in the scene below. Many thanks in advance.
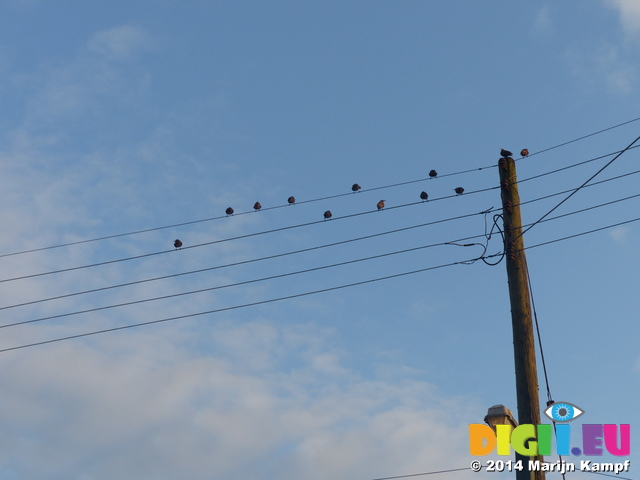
[444,207,505,266]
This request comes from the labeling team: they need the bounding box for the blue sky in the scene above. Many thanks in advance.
[0,1,639,479]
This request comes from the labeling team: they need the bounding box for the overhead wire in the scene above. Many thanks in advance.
[0,253,504,354]
[5,148,640,286]
[5,184,640,316]
[0,207,496,311]
[3,207,640,352]
[2,115,639,260]
[517,145,640,185]
[519,115,640,161]
[0,232,492,329]
[6,188,640,329]
[0,186,500,284]
[371,467,473,479]
[515,133,640,240]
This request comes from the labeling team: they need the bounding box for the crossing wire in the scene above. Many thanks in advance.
[2,209,640,353]
[7,148,640,283]
[2,116,639,260]
[5,155,640,286]
[4,179,640,316]
[516,133,640,240]
[0,254,503,354]
[0,187,500,284]
[5,188,640,329]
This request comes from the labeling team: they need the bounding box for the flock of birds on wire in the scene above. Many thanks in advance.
[173,148,528,249]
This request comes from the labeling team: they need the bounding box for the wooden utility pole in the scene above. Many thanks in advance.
[498,155,545,480]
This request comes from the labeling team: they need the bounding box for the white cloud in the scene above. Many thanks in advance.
[0,322,483,480]
[533,5,552,36]
[606,0,640,37]
[609,226,629,243]
[87,25,153,61]
[564,44,637,95]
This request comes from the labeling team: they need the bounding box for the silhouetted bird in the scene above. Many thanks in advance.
[225,207,234,215]
[352,183,361,192]
[174,239,182,249]
[253,202,262,211]
[420,191,428,201]
[429,169,437,178]
[520,148,529,157]
[454,187,464,195]
[324,210,332,219]
[288,196,295,205]
[377,200,385,210]
[500,149,513,158]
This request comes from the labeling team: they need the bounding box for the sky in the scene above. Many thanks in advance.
[0,1,639,479]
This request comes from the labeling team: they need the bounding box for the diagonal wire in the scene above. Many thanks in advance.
[515,134,640,240]
[3,116,639,260]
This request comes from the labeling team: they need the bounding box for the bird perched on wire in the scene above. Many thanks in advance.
[253,202,262,211]
[520,148,529,157]
[377,200,385,210]
[174,239,182,249]
[500,149,513,158]
[288,196,295,205]
[323,210,332,219]
[420,191,428,201]
[429,169,437,178]
[454,187,464,195]
[351,183,361,192]
[225,207,234,215]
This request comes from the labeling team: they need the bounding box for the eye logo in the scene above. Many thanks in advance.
[544,402,584,422]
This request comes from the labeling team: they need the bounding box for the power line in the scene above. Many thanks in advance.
[519,167,640,208]
[0,232,490,329]
[0,187,500,284]
[518,145,640,185]
[516,134,640,240]
[0,208,496,310]
[371,467,473,479]
[3,208,640,352]
[6,184,640,316]
[6,151,640,286]
[0,172,493,259]
[4,190,634,329]
[3,116,639,260]
[0,254,500,354]
[519,115,640,161]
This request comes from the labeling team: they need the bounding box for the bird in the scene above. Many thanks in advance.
[174,239,182,249]
[500,149,513,158]
[288,196,295,205]
[323,210,332,219]
[253,202,262,211]
[520,148,529,157]
[351,183,361,192]
[454,187,464,195]
[225,207,234,215]
[420,191,428,201]
[377,200,385,210]
[429,169,437,178]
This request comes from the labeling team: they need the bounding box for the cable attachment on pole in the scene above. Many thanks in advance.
[506,241,516,262]
[500,179,510,192]
[503,201,513,214]
[499,158,508,170]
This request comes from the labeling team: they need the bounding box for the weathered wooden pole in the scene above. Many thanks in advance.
[498,154,545,480]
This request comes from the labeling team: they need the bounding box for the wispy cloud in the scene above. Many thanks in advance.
[0,321,481,480]
[606,0,640,38]
[564,44,637,95]
[532,5,552,37]
[87,25,153,62]
[609,226,629,243]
